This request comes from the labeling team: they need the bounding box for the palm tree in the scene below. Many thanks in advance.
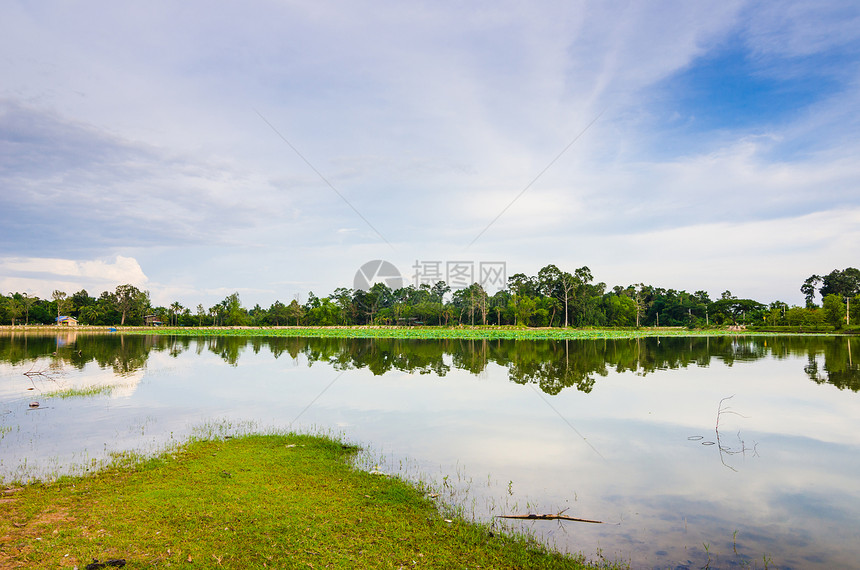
[169,302,184,326]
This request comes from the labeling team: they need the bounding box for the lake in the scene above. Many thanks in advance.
[1,331,859,569]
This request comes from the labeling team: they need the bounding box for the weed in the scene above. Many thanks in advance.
[42,385,115,399]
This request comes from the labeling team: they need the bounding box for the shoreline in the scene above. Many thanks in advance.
[0,433,608,569]
[1,324,851,340]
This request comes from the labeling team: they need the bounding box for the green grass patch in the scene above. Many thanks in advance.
[0,434,611,569]
[42,385,116,400]
[121,325,808,341]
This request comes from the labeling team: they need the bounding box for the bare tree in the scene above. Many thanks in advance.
[21,293,36,325]
[52,290,70,318]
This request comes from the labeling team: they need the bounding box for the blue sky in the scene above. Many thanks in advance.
[2,0,859,308]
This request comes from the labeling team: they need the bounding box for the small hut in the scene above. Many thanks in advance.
[55,316,78,327]
[144,315,164,326]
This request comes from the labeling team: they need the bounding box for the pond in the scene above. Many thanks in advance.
[1,331,859,569]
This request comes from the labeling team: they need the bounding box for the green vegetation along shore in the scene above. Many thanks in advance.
[0,434,607,569]
[113,324,854,340]
[4,323,856,342]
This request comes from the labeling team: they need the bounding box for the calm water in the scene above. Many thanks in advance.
[1,332,859,569]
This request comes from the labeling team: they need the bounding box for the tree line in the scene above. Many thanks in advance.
[1,265,858,329]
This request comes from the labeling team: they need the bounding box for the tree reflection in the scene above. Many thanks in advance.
[804,337,860,391]
[2,332,859,394]
[204,336,245,366]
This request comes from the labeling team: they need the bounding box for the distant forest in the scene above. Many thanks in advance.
[2,265,859,329]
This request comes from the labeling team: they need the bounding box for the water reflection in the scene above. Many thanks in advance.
[803,337,860,391]
[2,331,860,569]
[2,332,858,393]
[0,331,160,377]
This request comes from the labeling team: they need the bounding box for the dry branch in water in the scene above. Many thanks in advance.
[23,364,64,380]
[714,395,758,471]
[495,513,603,524]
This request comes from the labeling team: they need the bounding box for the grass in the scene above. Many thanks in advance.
[42,385,116,400]
[119,325,803,341]
[0,433,609,569]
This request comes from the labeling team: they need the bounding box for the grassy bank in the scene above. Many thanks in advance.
[4,324,850,340]
[0,434,606,569]
[116,325,801,341]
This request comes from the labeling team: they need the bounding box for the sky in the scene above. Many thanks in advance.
[1,0,859,309]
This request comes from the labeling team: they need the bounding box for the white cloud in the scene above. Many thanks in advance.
[0,255,148,298]
[1,0,858,307]
[590,207,860,304]
[743,0,860,58]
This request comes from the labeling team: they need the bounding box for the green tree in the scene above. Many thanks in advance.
[851,295,860,327]
[268,301,289,326]
[786,306,813,327]
[70,289,93,317]
[221,293,246,326]
[510,295,537,326]
[307,298,340,325]
[568,267,601,327]
[431,281,450,325]
[708,298,765,325]
[507,273,540,326]
[603,294,637,326]
[801,275,822,307]
[115,284,149,326]
[537,264,577,327]
[767,301,788,326]
[209,305,222,326]
[507,273,539,297]
[822,294,846,329]
[169,301,184,326]
[6,297,23,326]
[248,304,266,326]
[332,288,355,325]
[287,299,304,325]
[364,283,392,323]
[80,291,121,325]
[489,290,511,325]
[820,268,860,299]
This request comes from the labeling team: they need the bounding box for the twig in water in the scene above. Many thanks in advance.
[22,364,64,393]
[714,395,757,471]
[23,365,62,380]
[496,509,603,524]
